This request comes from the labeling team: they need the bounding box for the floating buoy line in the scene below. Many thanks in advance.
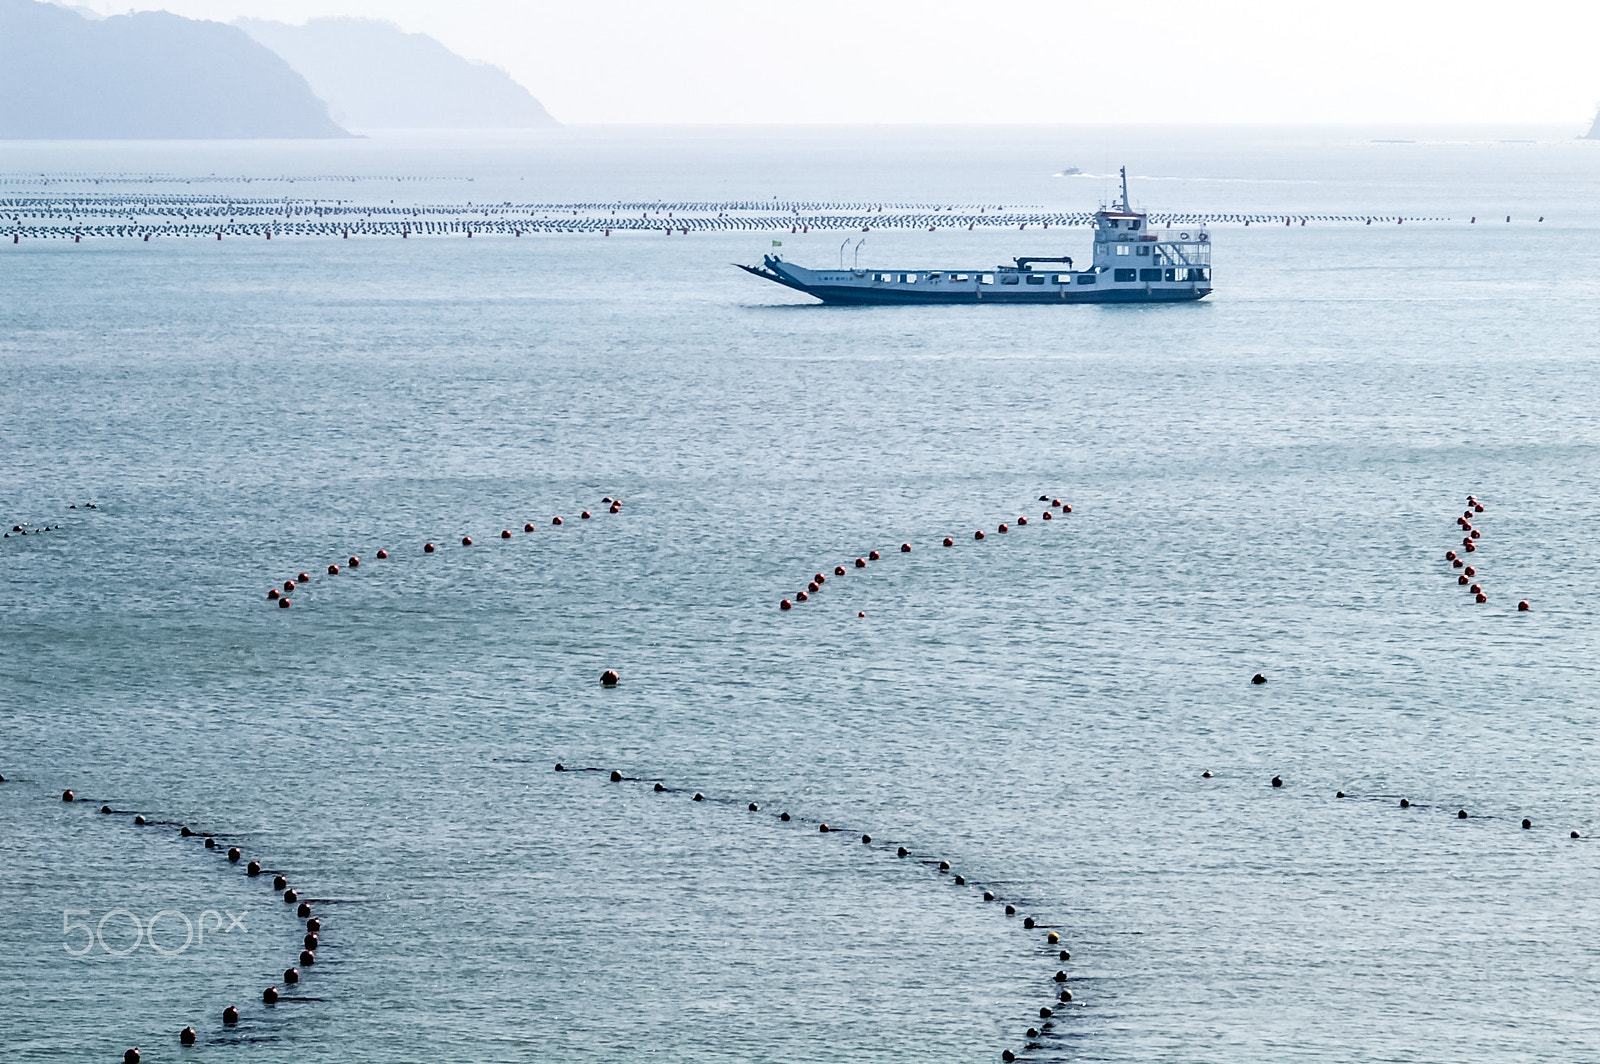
[1,191,1463,243]
[1439,494,1531,611]
[42,787,329,1060]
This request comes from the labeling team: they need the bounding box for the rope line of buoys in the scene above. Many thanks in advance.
[778,495,1072,611]
[1440,494,1529,611]
[565,763,1083,1059]
[260,497,625,610]
[51,787,327,1057]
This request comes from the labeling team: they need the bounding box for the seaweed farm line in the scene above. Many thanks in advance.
[0,194,1456,242]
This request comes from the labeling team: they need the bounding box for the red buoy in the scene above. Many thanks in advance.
[581,511,591,520]
[1518,600,1531,611]
[807,582,819,593]
[327,564,339,575]
[780,599,792,610]
[348,556,359,568]
[283,580,296,592]
[1470,584,1482,594]
[1464,566,1475,577]
[1476,592,1487,603]
[1464,542,1475,552]
[1464,511,1474,520]
[974,530,985,540]
[279,598,290,608]
[900,543,911,553]
[1042,511,1053,520]
[501,530,511,539]
[1446,550,1457,560]
[858,611,865,617]
[1063,504,1072,512]
[835,565,846,576]
[1458,575,1468,585]
[376,549,388,559]
[524,523,535,532]
[1470,529,1480,539]
[601,669,619,687]
[796,591,808,602]
[1474,504,1484,513]
[462,536,473,546]
[814,573,826,584]
[943,537,954,546]
[424,543,435,553]
[1453,559,1464,568]
[1017,516,1028,525]
[264,986,279,1004]
[1052,499,1061,507]
[998,524,1009,533]
[868,550,880,561]
[552,517,563,525]
[268,588,280,600]
[855,558,866,568]
[298,573,309,582]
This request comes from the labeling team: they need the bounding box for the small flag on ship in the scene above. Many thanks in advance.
[771,240,782,246]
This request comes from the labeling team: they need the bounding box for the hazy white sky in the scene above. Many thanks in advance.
[77,0,1600,126]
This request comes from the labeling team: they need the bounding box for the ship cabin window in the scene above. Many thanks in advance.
[980,274,994,284]
[1136,245,1150,256]
[1114,268,1137,282]
[874,273,891,282]
[1053,274,1069,284]
[1077,273,1097,285]
[1139,268,1162,282]
[1025,275,1045,285]
[901,273,916,283]
[927,272,942,281]
[1001,274,1020,285]
[1116,244,1130,256]
[1165,269,1176,282]
[1107,219,1119,229]
[1129,220,1140,231]
[950,273,969,282]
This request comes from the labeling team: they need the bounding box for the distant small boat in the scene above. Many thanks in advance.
[1055,167,1084,177]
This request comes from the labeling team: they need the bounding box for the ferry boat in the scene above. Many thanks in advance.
[738,168,1210,305]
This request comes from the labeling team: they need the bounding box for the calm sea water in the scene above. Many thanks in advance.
[4,126,1600,1063]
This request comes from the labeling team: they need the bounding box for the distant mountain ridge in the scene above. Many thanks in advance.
[236,18,557,130]
[0,0,347,139]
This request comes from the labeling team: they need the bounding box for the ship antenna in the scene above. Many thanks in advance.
[840,238,850,269]
[853,238,865,269]
[1119,166,1130,213]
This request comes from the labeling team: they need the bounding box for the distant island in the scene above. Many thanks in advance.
[0,0,346,139]
[236,18,557,130]
[1588,108,1600,139]
[0,1,557,139]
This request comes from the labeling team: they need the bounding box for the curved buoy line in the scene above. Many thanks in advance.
[565,764,1084,1059]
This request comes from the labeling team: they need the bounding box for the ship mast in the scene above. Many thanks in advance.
[1119,166,1130,213]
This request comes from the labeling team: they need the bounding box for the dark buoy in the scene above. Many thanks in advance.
[268,588,281,600]
[1059,989,1073,1003]
[182,827,194,837]
[1039,1006,1053,1018]
[125,1049,141,1064]
[101,804,111,814]
[1023,916,1034,928]
[694,793,704,801]
[264,985,280,1003]
[974,530,985,540]
[1271,776,1283,788]
[300,949,315,966]
[298,573,309,583]
[247,861,261,876]
[348,556,359,568]
[273,875,287,890]
[954,875,965,884]
[581,511,592,520]
[1518,600,1531,611]
[855,558,866,568]
[900,543,911,553]
[461,536,472,546]
[62,789,74,802]
[1059,949,1070,961]
[306,918,321,934]
[780,599,792,610]
[861,834,871,844]
[279,597,291,608]
[610,770,622,782]
[1054,970,1067,982]
[297,902,311,917]
[284,967,300,984]
[868,550,880,560]
[601,669,620,687]
[228,847,241,862]
[1522,818,1532,829]
[284,889,298,904]
[1400,798,1410,808]
[984,891,995,901]
[819,823,830,833]
[898,846,908,857]
[654,783,664,792]
[501,530,511,539]
[1003,1052,1016,1062]
[1337,791,1345,798]
[283,579,295,592]
[524,523,535,533]
[1005,905,1016,915]
[749,803,759,812]
[1202,771,1212,778]
[424,542,435,553]
[180,1025,196,1045]
[554,763,565,771]
[1458,809,1467,818]
[205,837,216,848]
[780,812,791,821]
[943,537,954,547]
[327,564,339,575]
[223,1006,239,1025]
[304,932,319,951]
[1251,674,1266,685]
[552,517,563,525]
[1573,831,1581,839]
[376,549,388,559]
